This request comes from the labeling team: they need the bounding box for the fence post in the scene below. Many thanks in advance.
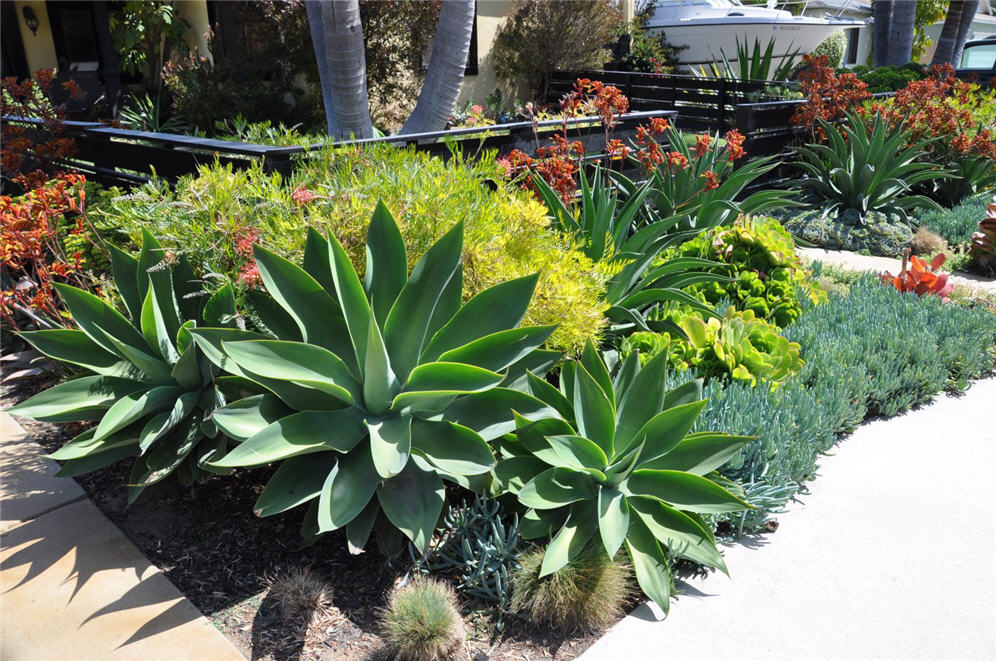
[717,77,727,133]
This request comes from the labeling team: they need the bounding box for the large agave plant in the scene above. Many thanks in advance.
[193,202,560,555]
[9,232,238,500]
[793,111,948,223]
[495,342,753,612]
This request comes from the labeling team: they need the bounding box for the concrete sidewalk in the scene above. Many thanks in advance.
[0,414,245,661]
[580,378,996,661]
[799,247,996,294]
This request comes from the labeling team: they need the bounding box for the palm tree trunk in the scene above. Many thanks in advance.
[306,0,374,139]
[873,0,894,67]
[399,0,475,135]
[951,0,980,66]
[932,0,967,65]
[886,0,916,65]
[305,1,335,134]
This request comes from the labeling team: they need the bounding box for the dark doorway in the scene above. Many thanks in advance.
[46,1,102,68]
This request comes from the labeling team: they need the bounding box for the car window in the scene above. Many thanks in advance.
[960,43,996,69]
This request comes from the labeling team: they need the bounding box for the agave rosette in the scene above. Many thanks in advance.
[192,202,560,554]
[495,342,753,611]
[9,232,238,499]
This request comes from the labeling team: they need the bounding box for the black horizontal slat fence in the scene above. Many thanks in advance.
[2,109,676,187]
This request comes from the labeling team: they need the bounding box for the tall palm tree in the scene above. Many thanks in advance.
[873,0,894,67]
[931,1,979,66]
[305,0,374,139]
[951,0,980,65]
[400,0,475,135]
[886,0,916,65]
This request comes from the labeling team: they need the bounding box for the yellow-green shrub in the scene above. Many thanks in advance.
[95,146,609,352]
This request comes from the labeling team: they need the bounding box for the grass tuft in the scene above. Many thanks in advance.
[265,567,334,622]
[510,545,632,633]
[381,577,465,661]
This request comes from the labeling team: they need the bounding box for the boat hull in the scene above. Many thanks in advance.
[646,20,855,69]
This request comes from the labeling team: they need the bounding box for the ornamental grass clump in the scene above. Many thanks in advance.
[510,545,631,633]
[496,342,752,612]
[10,231,239,499]
[381,577,465,661]
[193,202,560,556]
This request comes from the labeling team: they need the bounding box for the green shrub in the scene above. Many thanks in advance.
[98,146,610,352]
[510,545,631,632]
[622,307,803,387]
[916,191,993,246]
[846,63,926,93]
[381,577,465,661]
[780,208,913,257]
[195,203,559,555]
[10,233,239,498]
[495,343,752,611]
[812,31,847,68]
[672,216,825,327]
[691,274,996,532]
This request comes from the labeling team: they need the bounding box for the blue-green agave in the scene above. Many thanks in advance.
[495,342,754,612]
[192,202,561,555]
[9,232,238,499]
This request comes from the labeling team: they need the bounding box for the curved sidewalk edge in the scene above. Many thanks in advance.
[579,377,996,661]
[0,413,246,661]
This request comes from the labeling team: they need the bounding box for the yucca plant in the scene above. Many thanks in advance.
[793,111,949,224]
[532,164,725,335]
[9,232,238,499]
[494,342,753,612]
[192,202,560,555]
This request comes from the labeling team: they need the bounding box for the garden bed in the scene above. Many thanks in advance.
[1,381,604,661]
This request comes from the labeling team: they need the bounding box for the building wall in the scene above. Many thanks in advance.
[457,0,636,106]
[13,1,58,73]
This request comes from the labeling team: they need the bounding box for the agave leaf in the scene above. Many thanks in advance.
[410,419,494,476]
[7,375,145,423]
[367,413,412,478]
[213,409,365,467]
[597,485,629,559]
[383,221,463,382]
[318,448,380,532]
[210,394,292,442]
[254,453,338,517]
[518,467,595,510]
[377,461,445,554]
[540,516,596,577]
[625,515,673,613]
[18,329,126,376]
[629,496,726,572]
[641,432,754,475]
[625,469,750,513]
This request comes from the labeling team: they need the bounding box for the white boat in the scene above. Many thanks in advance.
[642,0,867,71]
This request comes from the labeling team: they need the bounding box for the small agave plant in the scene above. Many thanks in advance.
[9,232,238,500]
[193,202,560,555]
[495,342,753,612]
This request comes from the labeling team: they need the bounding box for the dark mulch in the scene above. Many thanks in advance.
[2,377,606,660]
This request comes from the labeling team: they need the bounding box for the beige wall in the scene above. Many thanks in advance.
[13,1,58,73]
[457,0,636,106]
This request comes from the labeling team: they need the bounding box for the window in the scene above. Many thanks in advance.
[960,42,996,70]
[844,28,859,66]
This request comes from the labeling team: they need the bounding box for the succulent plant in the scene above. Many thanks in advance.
[192,202,560,555]
[495,342,753,612]
[9,232,237,499]
[880,250,954,302]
